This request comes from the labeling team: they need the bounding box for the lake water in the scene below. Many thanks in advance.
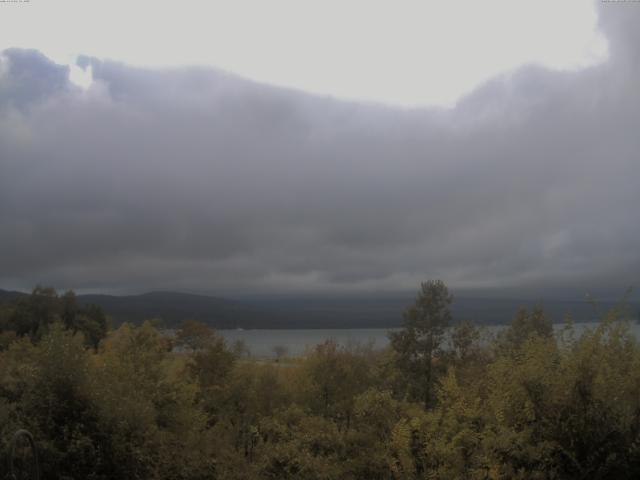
[219,321,640,358]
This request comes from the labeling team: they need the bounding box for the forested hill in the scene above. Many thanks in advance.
[1,289,637,328]
[0,289,27,303]
[79,291,278,328]
[0,290,280,329]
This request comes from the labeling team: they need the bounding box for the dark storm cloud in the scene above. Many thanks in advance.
[1,3,639,296]
[0,49,72,109]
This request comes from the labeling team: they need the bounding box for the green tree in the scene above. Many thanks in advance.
[92,321,214,479]
[301,340,372,427]
[3,287,107,348]
[9,286,59,339]
[450,319,481,364]
[496,306,553,354]
[175,319,214,351]
[74,303,108,349]
[390,280,453,409]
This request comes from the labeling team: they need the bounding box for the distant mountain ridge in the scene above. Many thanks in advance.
[0,289,27,303]
[0,289,637,329]
[77,291,276,328]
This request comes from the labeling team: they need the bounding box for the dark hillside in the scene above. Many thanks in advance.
[1,289,637,328]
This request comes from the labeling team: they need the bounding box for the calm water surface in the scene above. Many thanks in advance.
[219,321,640,358]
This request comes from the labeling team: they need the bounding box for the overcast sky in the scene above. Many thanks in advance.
[0,1,639,298]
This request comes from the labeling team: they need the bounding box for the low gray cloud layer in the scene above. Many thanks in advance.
[1,4,639,297]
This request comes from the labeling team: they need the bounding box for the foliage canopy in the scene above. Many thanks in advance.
[2,284,640,479]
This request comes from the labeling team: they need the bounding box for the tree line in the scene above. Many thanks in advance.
[1,281,640,479]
